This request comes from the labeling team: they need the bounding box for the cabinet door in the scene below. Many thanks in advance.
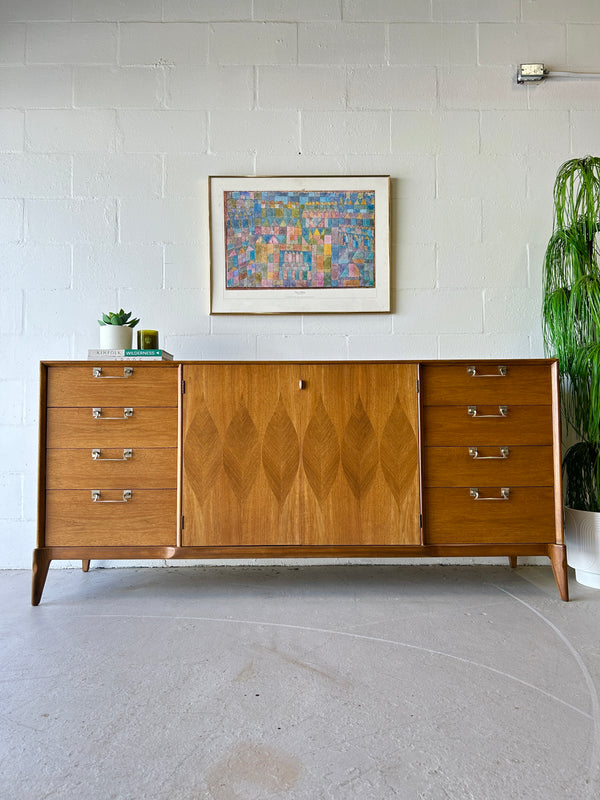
[301,363,421,545]
[182,364,302,546]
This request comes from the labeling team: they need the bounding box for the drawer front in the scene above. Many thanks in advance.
[422,405,552,446]
[423,487,556,544]
[45,489,177,546]
[423,445,554,487]
[46,364,179,407]
[46,407,178,448]
[46,448,177,489]
[421,363,552,406]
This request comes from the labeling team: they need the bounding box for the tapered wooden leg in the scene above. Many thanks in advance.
[31,549,52,606]
[82,560,90,572]
[508,556,518,568]
[548,544,569,601]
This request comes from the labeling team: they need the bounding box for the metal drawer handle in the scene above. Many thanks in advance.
[469,447,509,460]
[467,365,507,377]
[92,448,132,461]
[93,367,133,378]
[470,487,510,501]
[92,407,133,419]
[91,489,132,503]
[468,405,508,418]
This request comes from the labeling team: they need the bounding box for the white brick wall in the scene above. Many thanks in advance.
[0,66,72,107]
[120,22,209,66]
[26,22,117,64]
[74,66,163,108]
[211,22,296,65]
[389,23,477,66]
[168,65,254,109]
[26,109,117,153]
[3,0,600,567]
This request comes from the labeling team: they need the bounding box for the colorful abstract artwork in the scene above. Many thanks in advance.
[224,190,375,290]
[209,176,390,314]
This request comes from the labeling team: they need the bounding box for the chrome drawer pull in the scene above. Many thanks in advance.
[93,367,134,378]
[91,448,133,461]
[469,446,509,460]
[467,365,507,377]
[91,489,132,503]
[92,407,133,419]
[470,487,510,501]
[468,405,508,418]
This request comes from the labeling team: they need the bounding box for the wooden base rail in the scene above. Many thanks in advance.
[32,544,569,605]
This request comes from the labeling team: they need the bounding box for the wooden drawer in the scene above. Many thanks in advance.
[422,405,552,446]
[423,445,554,487]
[45,489,177,546]
[421,363,552,406]
[46,448,177,489]
[46,407,178,448]
[46,364,179,407]
[423,487,556,544]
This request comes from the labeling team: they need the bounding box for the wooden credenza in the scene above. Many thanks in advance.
[33,359,568,604]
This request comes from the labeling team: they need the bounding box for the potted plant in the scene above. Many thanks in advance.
[542,155,600,588]
[98,309,140,350]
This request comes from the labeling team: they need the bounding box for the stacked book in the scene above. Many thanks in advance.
[88,348,174,361]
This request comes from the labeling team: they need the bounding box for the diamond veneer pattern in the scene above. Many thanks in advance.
[183,396,222,500]
[341,397,379,502]
[302,396,340,506]
[188,393,415,507]
[262,396,301,507]
[380,394,418,508]
[223,403,260,503]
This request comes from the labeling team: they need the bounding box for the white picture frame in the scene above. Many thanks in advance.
[209,175,391,314]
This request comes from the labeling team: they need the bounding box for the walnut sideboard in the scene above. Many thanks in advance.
[33,359,568,604]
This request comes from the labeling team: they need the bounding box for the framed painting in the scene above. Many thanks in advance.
[209,175,390,314]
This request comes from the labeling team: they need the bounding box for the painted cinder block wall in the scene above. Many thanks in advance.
[2,0,600,568]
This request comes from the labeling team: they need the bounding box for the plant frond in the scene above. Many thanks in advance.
[564,442,600,511]
[542,156,600,509]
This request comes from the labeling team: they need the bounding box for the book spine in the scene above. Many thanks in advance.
[124,350,173,360]
[88,349,126,357]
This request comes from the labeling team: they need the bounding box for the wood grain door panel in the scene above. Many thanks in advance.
[300,363,421,546]
[46,407,178,448]
[422,405,552,446]
[423,446,554,487]
[46,448,177,489]
[46,364,179,407]
[423,487,556,544]
[182,364,302,546]
[45,489,177,546]
[421,363,551,406]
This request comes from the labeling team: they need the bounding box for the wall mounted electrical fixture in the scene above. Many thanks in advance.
[518,63,600,84]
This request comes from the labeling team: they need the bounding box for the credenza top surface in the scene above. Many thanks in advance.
[40,358,558,367]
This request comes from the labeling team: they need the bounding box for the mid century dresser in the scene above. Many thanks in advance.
[33,359,568,603]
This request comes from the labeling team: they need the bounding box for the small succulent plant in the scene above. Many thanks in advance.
[98,309,140,327]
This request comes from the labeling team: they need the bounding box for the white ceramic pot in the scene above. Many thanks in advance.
[99,324,133,350]
[564,506,600,588]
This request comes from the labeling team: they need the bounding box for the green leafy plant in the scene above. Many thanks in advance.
[543,156,600,511]
[98,309,140,328]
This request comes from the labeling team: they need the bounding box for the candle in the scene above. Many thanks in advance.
[137,329,159,349]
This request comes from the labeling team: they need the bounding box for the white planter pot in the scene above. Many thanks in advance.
[99,325,133,350]
[564,506,600,589]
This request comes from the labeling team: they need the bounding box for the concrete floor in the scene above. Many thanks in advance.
[1,564,599,800]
